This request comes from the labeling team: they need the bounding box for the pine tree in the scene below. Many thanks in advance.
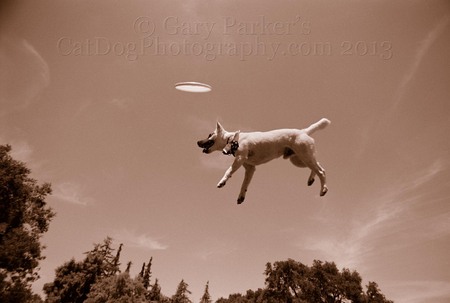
[143,257,153,289]
[148,278,163,302]
[125,261,132,274]
[139,262,145,278]
[199,281,212,303]
[171,279,192,303]
[112,243,123,274]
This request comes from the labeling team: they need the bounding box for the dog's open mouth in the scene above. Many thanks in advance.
[197,139,215,153]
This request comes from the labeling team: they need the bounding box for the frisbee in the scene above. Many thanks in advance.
[175,82,212,93]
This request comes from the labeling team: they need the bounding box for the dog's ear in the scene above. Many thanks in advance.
[216,121,225,134]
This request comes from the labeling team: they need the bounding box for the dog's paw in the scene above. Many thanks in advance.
[217,181,226,188]
[307,178,315,186]
[237,196,245,204]
[320,187,328,196]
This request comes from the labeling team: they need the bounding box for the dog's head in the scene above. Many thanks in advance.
[197,122,227,154]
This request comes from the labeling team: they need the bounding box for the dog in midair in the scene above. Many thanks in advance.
[197,118,330,204]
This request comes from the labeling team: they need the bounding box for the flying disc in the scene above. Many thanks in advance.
[175,82,212,93]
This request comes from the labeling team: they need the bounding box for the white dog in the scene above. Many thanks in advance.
[197,118,330,204]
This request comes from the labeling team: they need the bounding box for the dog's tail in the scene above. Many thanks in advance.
[305,118,331,135]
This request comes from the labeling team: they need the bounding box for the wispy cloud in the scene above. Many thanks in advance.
[0,36,50,116]
[392,15,450,111]
[9,140,33,163]
[71,99,94,120]
[22,39,50,85]
[356,15,450,160]
[386,280,450,303]
[407,158,446,190]
[195,238,238,260]
[52,182,94,206]
[113,229,168,251]
[110,97,134,110]
[300,158,449,270]
[300,190,405,269]
[1,138,50,179]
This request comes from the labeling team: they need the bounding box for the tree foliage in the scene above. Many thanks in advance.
[172,279,193,303]
[43,237,120,303]
[366,282,393,303]
[148,278,167,302]
[43,239,172,303]
[0,144,54,303]
[263,259,380,303]
[142,257,153,290]
[41,237,394,303]
[218,259,392,303]
[200,281,212,303]
[84,272,147,303]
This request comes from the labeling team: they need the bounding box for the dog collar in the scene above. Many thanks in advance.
[223,133,239,157]
[229,140,239,156]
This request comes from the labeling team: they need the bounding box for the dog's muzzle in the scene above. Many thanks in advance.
[197,139,215,153]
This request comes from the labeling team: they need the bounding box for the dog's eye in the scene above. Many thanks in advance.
[208,133,213,138]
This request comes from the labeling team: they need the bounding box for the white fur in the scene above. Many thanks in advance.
[197,118,330,204]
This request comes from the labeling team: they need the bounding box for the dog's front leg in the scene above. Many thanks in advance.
[237,163,255,204]
[217,157,244,188]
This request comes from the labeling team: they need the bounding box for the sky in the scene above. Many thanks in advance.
[1,0,449,302]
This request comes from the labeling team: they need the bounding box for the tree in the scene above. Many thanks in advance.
[43,237,120,303]
[142,257,153,290]
[0,144,54,303]
[171,279,192,303]
[199,281,212,303]
[84,272,147,303]
[125,261,132,274]
[365,282,393,303]
[112,244,123,275]
[307,260,364,303]
[264,259,372,303]
[264,259,309,303]
[148,278,170,302]
[215,293,252,303]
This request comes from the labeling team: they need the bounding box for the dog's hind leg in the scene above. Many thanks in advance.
[289,155,315,186]
[237,163,256,204]
[292,140,328,196]
[308,161,327,196]
[307,162,327,186]
[307,170,316,186]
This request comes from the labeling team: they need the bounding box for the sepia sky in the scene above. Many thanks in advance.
[1,1,450,302]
